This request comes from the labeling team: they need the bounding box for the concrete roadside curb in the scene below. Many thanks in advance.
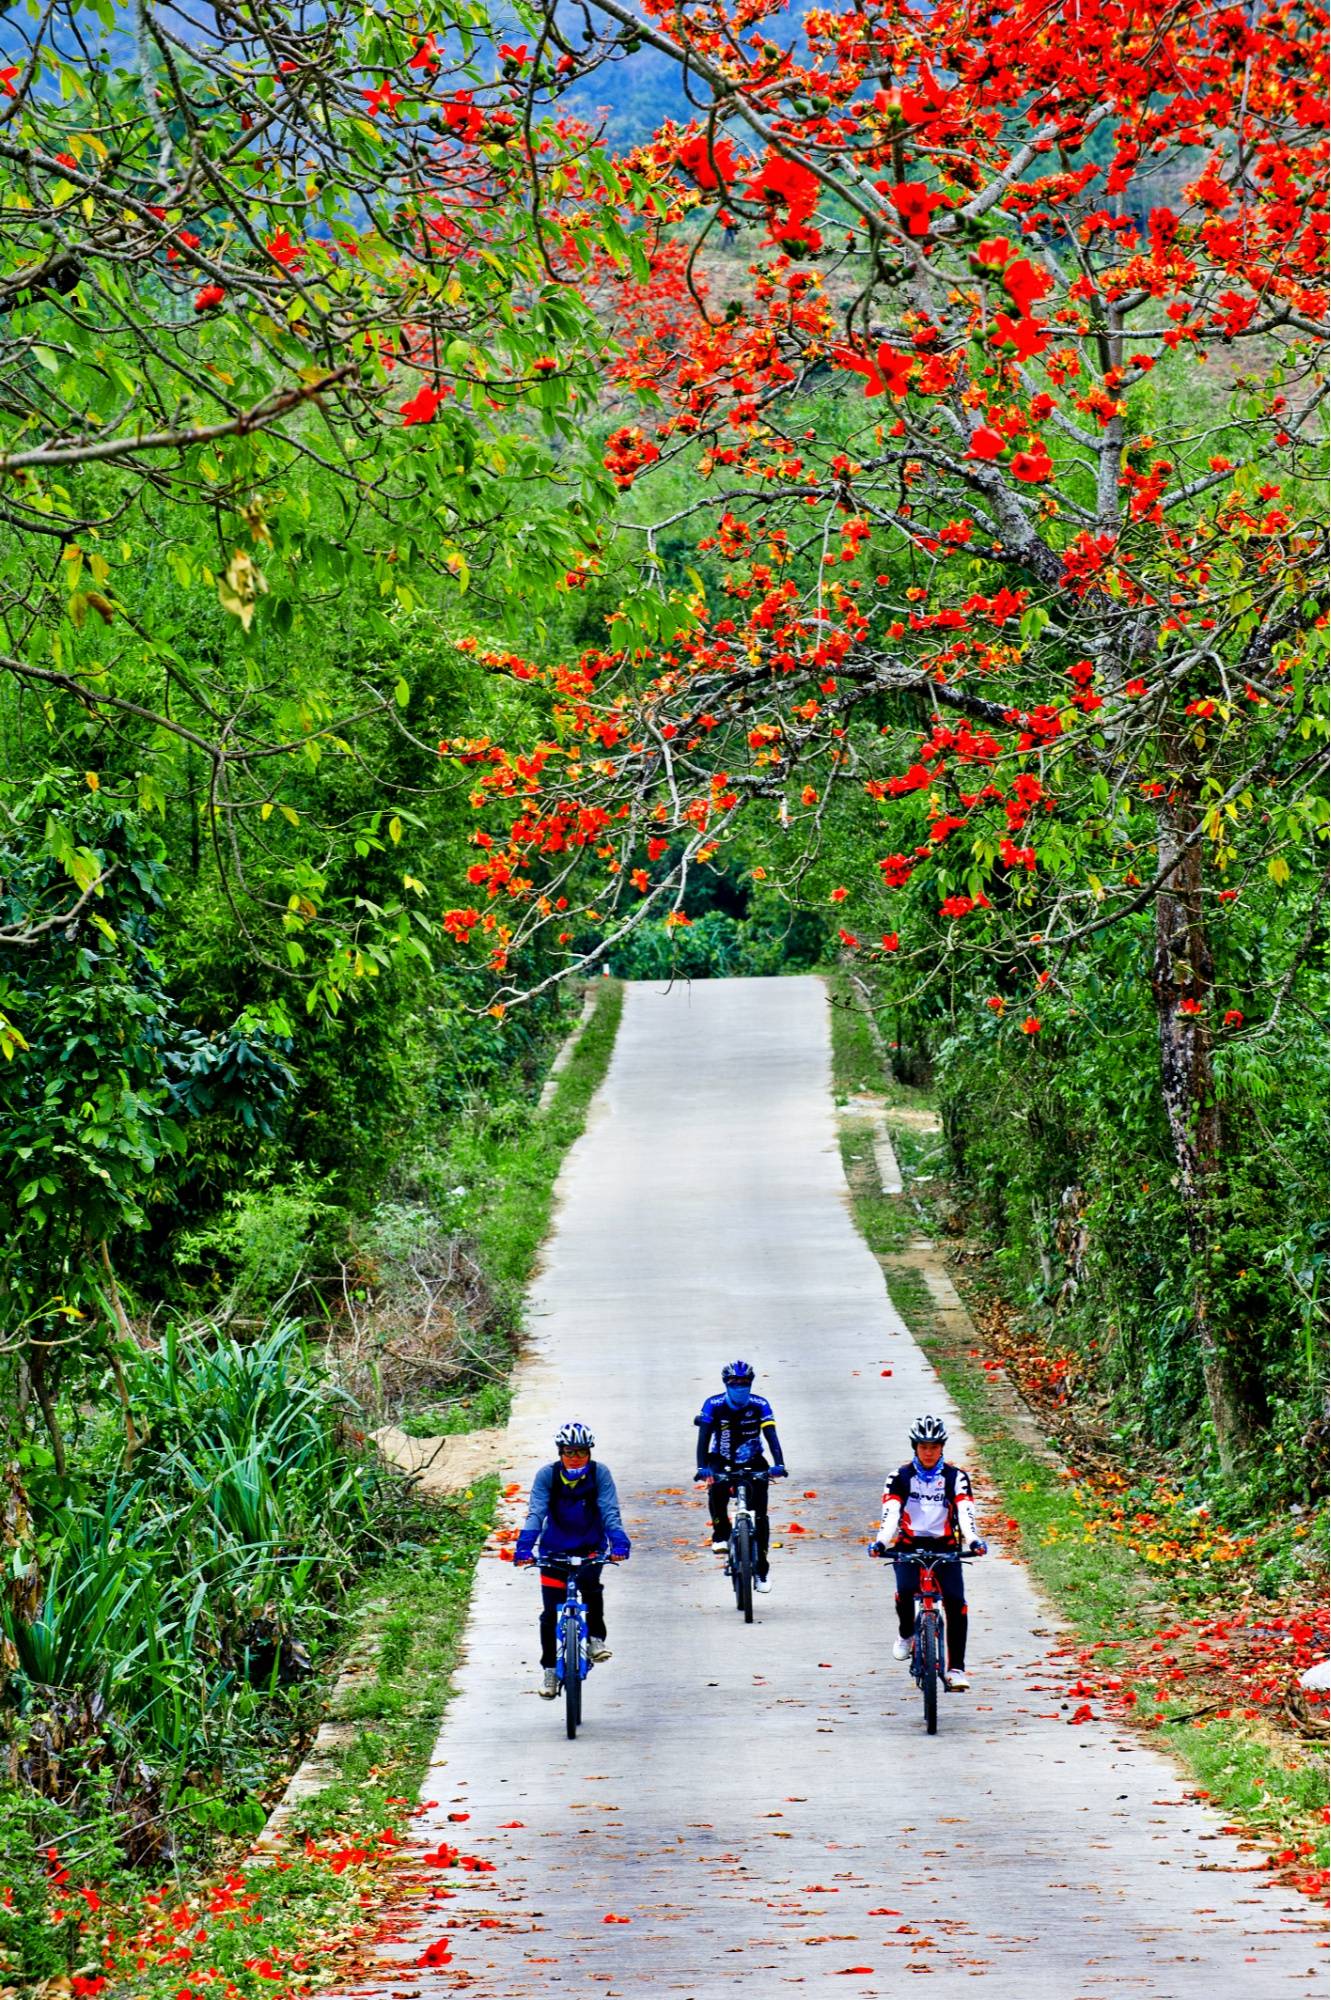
[837,1091,905,1194]
[537,983,599,1113]
[248,1608,386,1862]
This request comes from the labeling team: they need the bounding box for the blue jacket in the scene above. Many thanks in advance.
[695,1393,784,1473]
[515,1460,630,1562]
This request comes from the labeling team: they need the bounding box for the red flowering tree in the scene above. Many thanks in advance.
[444,0,1328,1459]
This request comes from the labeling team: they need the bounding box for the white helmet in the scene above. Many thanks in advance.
[555,1420,595,1451]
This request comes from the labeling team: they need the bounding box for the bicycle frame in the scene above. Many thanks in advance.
[537,1551,608,1740]
[910,1554,951,1656]
[725,1467,763,1534]
[539,1552,601,1686]
[717,1461,766,1621]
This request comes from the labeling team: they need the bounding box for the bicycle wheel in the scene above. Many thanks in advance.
[735,1517,754,1622]
[563,1612,582,1739]
[919,1614,940,1735]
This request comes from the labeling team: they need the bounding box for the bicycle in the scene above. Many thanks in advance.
[528,1551,614,1739]
[870,1544,983,1734]
[717,1461,767,1623]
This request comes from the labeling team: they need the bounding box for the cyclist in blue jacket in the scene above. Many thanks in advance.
[514,1421,630,1699]
[694,1360,787,1592]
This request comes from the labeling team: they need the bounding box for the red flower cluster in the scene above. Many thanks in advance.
[603,424,661,489]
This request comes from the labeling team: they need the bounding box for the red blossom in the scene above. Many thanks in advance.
[400,384,446,426]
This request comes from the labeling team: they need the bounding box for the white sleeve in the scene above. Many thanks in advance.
[880,1494,902,1542]
[957,1493,979,1543]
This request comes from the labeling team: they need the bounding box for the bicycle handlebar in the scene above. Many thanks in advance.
[867,1544,986,1561]
[517,1550,626,1570]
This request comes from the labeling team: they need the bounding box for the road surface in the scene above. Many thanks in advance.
[369,976,1324,1998]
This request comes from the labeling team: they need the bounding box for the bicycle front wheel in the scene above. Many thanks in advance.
[563,1615,582,1739]
[919,1614,940,1735]
[735,1518,754,1622]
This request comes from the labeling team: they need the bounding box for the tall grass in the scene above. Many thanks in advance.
[2,1321,404,1823]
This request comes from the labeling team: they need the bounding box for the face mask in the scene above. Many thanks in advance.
[913,1453,943,1478]
[561,1459,590,1480]
[725,1384,751,1408]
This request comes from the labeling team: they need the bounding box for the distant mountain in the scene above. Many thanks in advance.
[0,2,806,151]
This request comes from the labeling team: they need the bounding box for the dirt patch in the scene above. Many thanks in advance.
[883,1104,942,1133]
[373,1425,511,1494]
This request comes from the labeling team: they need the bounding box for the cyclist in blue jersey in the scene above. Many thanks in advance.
[694,1360,787,1592]
[514,1421,630,1699]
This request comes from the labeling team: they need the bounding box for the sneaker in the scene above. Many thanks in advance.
[945,1669,970,1692]
[754,1576,772,1594]
[588,1640,612,1662]
[539,1669,558,1699]
[892,1636,912,1662]
[711,1538,729,1553]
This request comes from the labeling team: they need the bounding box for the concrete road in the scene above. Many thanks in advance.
[375,977,1324,1997]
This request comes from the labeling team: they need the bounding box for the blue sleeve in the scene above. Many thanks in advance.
[757,1399,784,1466]
[595,1464,629,1551]
[695,1398,717,1467]
[520,1464,552,1545]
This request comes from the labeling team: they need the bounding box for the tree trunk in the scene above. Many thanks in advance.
[1151,790,1263,1471]
[98,1238,140,1462]
[26,1343,66,1480]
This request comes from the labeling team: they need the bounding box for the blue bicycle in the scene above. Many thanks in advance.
[537,1551,610,1739]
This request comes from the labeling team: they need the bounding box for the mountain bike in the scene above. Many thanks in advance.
[538,1552,608,1739]
[871,1545,983,1734]
[718,1462,767,1623]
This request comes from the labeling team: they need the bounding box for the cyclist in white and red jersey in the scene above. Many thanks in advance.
[871,1413,985,1692]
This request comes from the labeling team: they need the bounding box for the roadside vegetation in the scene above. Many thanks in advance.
[827,970,1329,1903]
[0,982,621,1997]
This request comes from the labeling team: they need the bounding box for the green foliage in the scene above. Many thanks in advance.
[399,1381,513,1440]
[924,929,1329,1477]
[177,1166,336,1305]
[0,1320,404,1906]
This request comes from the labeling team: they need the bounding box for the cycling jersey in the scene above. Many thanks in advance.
[695,1392,784,1473]
[880,1459,979,1546]
[516,1461,630,1559]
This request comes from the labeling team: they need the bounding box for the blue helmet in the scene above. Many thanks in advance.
[721,1359,755,1386]
[555,1420,594,1451]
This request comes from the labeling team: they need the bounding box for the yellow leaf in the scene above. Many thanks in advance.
[1267,855,1290,885]
[84,770,99,792]
[218,549,267,629]
[388,816,403,845]
[260,801,274,821]
[280,805,300,827]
